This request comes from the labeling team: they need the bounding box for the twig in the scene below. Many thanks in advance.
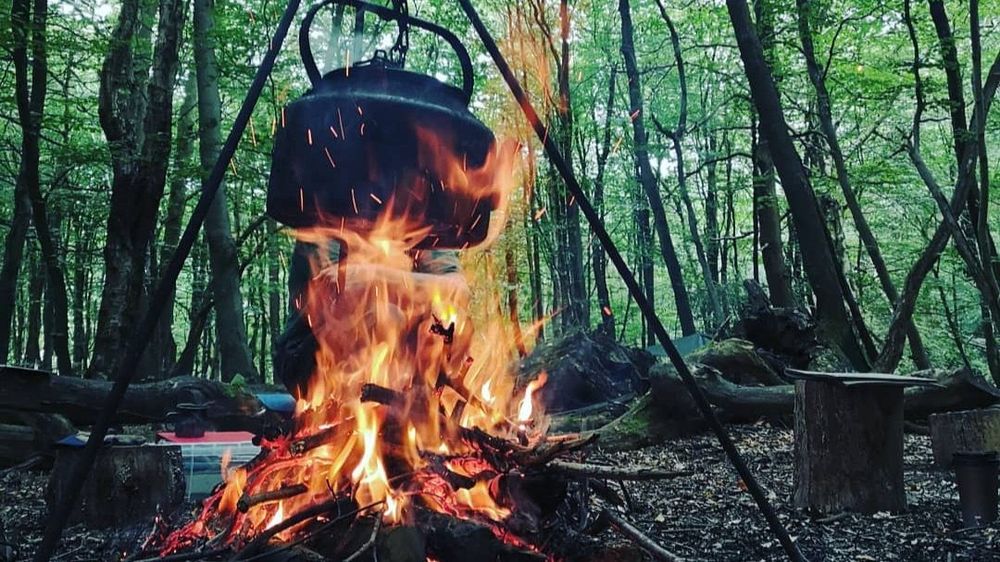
[342,516,382,562]
[548,461,692,481]
[228,497,362,561]
[238,484,309,512]
[603,509,685,562]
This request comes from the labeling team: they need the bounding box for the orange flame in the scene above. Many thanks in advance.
[160,121,549,555]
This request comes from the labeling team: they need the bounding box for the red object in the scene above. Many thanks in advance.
[156,431,255,444]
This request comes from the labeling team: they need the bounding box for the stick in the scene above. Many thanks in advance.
[131,548,229,562]
[453,2,805,560]
[237,484,309,513]
[603,509,685,562]
[548,461,692,481]
[341,516,382,562]
[360,383,404,407]
[229,498,359,561]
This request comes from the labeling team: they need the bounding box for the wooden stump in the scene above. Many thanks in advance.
[794,380,906,513]
[46,445,185,528]
[929,408,1000,467]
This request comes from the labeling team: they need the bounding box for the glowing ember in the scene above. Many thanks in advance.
[158,128,547,555]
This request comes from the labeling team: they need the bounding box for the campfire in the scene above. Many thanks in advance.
[150,112,599,560]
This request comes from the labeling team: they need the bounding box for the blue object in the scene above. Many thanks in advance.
[256,392,297,415]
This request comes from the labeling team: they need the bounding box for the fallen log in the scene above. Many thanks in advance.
[0,365,273,431]
[693,366,1000,419]
[589,366,1000,451]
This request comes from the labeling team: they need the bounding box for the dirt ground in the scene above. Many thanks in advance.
[1,422,997,561]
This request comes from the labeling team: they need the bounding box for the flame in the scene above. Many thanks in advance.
[518,373,547,422]
[160,121,549,555]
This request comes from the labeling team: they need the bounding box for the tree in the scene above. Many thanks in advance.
[193,0,260,383]
[726,0,870,369]
[88,0,187,378]
[619,0,696,336]
[794,0,930,369]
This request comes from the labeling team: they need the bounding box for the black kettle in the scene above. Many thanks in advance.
[267,0,499,249]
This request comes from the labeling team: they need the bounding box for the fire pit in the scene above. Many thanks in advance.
[140,3,596,560]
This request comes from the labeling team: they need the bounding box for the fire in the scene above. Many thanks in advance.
[160,125,549,554]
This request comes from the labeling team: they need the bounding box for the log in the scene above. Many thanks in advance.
[46,445,185,528]
[690,367,1000,420]
[518,331,653,413]
[0,410,75,467]
[0,365,274,431]
[928,407,1000,467]
[793,380,906,514]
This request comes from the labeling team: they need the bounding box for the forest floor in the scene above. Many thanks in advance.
[0,422,996,561]
[588,423,1000,562]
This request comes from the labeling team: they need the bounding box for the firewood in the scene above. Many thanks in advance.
[237,483,309,513]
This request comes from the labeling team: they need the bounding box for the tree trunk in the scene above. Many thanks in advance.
[654,0,724,331]
[619,0,696,336]
[0,165,31,365]
[750,0,794,309]
[47,445,185,529]
[794,380,906,514]
[9,0,72,374]
[876,45,1000,372]
[592,67,617,337]
[193,0,259,383]
[88,0,186,378]
[795,0,930,370]
[727,0,869,369]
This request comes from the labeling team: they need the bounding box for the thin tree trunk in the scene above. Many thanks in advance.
[25,249,42,366]
[193,0,259,383]
[653,0,724,331]
[750,0,793,308]
[876,7,1000,371]
[727,0,870,369]
[592,67,617,337]
[88,0,186,378]
[619,0,696,336]
[796,0,930,369]
[9,0,73,374]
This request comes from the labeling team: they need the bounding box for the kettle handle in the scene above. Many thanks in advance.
[299,0,475,104]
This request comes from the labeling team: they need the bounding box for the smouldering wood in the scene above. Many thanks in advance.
[237,483,309,513]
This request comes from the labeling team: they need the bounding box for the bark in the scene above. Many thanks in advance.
[619,0,696,336]
[794,380,906,514]
[24,251,43,365]
[727,0,870,369]
[0,167,31,364]
[88,0,186,378]
[193,0,259,383]
[795,0,930,369]
[750,0,794,308]
[653,0,724,330]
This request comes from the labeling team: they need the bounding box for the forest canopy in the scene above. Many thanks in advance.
[1,0,999,385]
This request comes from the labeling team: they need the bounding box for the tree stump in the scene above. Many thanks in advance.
[929,408,1000,467]
[46,445,185,528]
[793,380,906,513]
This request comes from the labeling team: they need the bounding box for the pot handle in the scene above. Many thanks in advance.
[299,0,475,104]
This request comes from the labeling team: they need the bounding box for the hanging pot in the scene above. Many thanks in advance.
[267,0,498,249]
